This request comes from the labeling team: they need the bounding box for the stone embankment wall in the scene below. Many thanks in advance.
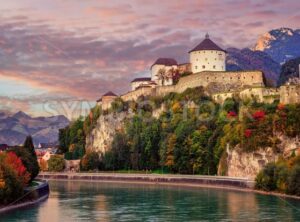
[38,172,255,189]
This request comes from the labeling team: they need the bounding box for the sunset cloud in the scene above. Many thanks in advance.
[0,0,299,116]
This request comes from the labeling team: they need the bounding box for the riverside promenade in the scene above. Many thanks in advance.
[38,172,255,190]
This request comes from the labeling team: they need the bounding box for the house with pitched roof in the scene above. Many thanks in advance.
[97,91,118,110]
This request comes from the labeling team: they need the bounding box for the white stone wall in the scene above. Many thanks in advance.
[131,81,151,91]
[121,87,154,101]
[190,50,226,73]
[280,84,300,104]
[151,64,177,85]
[102,96,117,110]
[122,71,265,102]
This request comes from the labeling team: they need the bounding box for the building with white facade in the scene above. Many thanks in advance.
[151,58,178,86]
[131,77,156,90]
[189,34,226,73]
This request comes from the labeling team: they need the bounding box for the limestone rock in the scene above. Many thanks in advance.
[85,112,133,153]
[223,135,300,179]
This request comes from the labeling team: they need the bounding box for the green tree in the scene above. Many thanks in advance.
[9,146,39,182]
[141,119,161,170]
[23,135,35,155]
[48,155,65,172]
[23,136,39,181]
[287,165,300,196]
[109,132,130,170]
[80,152,99,171]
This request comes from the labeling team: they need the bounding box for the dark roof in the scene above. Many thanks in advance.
[151,58,178,68]
[39,143,57,148]
[189,34,226,53]
[96,98,102,102]
[102,91,117,97]
[0,144,8,151]
[131,77,151,83]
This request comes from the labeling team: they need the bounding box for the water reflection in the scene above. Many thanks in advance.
[2,181,300,221]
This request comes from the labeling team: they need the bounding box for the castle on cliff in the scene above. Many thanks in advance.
[97,34,300,109]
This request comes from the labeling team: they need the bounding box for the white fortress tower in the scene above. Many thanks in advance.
[189,34,226,73]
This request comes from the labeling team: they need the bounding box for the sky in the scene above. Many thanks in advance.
[0,0,299,118]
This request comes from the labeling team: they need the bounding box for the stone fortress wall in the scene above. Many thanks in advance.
[116,33,300,106]
[121,70,300,105]
[121,70,265,102]
[280,84,300,104]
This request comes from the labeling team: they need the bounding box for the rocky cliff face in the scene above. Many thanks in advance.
[222,135,300,179]
[253,28,300,64]
[85,112,132,153]
[226,48,280,85]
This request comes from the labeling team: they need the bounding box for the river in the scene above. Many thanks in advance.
[1,180,300,221]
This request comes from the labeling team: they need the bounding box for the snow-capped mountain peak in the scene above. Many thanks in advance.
[253,28,300,64]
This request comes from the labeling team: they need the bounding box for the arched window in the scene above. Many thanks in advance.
[202,65,205,69]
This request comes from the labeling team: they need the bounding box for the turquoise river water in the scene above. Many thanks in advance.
[1,180,300,221]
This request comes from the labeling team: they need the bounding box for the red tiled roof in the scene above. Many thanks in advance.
[151,58,178,68]
[189,34,226,53]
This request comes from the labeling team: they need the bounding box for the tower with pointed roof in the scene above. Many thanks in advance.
[189,34,226,73]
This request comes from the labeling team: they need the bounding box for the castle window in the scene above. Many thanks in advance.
[213,65,216,69]
[202,65,205,69]
[195,66,198,69]
[205,58,208,61]
[207,77,209,80]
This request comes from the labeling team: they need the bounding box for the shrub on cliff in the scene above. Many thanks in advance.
[255,156,300,196]
[48,155,65,172]
[287,165,300,196]
[80,152,99,171]
[58,117,85,154]
[255,163,277,191]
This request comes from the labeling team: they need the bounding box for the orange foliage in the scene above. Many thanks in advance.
[5,152,31,186]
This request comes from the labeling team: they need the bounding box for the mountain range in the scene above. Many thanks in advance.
[226,27,300,86]
[0,111,69,146]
